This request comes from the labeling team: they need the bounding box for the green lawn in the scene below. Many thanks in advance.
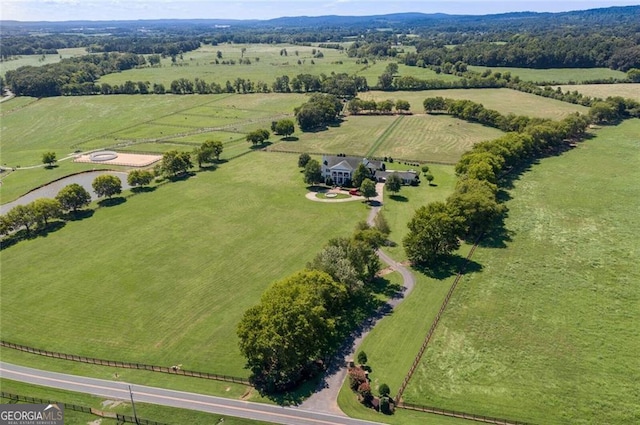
[269,114,503,163]
[360,89,589,119]
[468,66,627,84]
[270,115,398,157]
[0,93,300,203]
[372,114,504,163]
[0,379,273,425]
[98,43,389,87]
[0,48,89,77]
[555,83,640,101]
[0,152,369,378]
[402,119,640,424]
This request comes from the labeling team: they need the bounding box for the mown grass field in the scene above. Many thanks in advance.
[0,379,273,425]
[360,89,589,119]
[555,83,640,101]
[98,43,382,87]
[0,152,370,377]
[402,120,640,424]
[0,48,89,77]
[96,43,459,89]
[0,93,303,202]
[269,113,503,163]
[468,66,627,83]
[373,114,504,163]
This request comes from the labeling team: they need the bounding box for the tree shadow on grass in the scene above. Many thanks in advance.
[97,197,126,207]
[197,164,218,172]
[249,142,273,150]
[131,186,156,194]
[65,209,94,222]
[389,194,408,202]
[306,185,328,193]
[37,221,66,237]
[167,172,195,182]
[414,254,483,280]
[44,164,59,170]
[281,136,299,142]
[368,275,404,299]
[263,374,322,406]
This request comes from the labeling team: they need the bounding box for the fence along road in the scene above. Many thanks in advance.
[0,362,385,425]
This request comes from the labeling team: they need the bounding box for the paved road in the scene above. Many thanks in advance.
[301,183,416,414]
[0,362,385,425]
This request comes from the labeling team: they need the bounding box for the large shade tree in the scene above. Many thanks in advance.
[403,201,465,265]
[303,159,322,185]
[92,175,122,199]
[237,270,347,392]
[55,183,91,212]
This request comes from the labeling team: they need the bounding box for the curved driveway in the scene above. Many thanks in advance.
[0,362,384,425]
[300,183,416,415]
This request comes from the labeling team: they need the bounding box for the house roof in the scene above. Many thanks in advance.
[323,155,381,171]
[323,155,361,169]
[377,170,419,181]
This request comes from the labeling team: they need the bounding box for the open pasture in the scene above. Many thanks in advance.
[360,89,588,119]
[372,114,504,163]
[270,114,397,157]
[555,83,640,101]
[0,151,368,377]
[402,120,640,424]
[0,48,89,77]
[269,114,503,163]
[0,93,299,202]
[98,43,388,88]
[468,66,627,84]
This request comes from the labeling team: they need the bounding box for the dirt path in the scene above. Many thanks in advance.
[300,183,416,415]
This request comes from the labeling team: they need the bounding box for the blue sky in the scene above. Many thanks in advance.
[1,0,638,22]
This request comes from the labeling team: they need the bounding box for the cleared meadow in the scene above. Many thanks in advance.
[468,66,627,83]
[0,152,368,377]
[269,113,504,163]
[555,83,640,101]
[98,43,388,87]
[402,120,640,424]
[270,115,397,157]
[0,48,89,77]
[0,93,301,202]
[373,114,504,163]
[360,89,589,119]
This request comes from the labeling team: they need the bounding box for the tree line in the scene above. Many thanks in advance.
[405,33,640,71]
[403,93,638,266]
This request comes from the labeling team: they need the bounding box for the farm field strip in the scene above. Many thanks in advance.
[373,114,504,164]
[401,120,640,425]
[366,115,405,157]
[467,66,627,83]
[360,89,588,119]
[554,83,640,101]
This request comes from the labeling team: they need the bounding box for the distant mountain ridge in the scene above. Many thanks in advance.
[1,5,638,33]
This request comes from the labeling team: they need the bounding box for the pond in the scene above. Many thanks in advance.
[0,171,131,215]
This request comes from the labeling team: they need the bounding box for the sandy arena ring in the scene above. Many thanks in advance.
[75,151,162,167]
